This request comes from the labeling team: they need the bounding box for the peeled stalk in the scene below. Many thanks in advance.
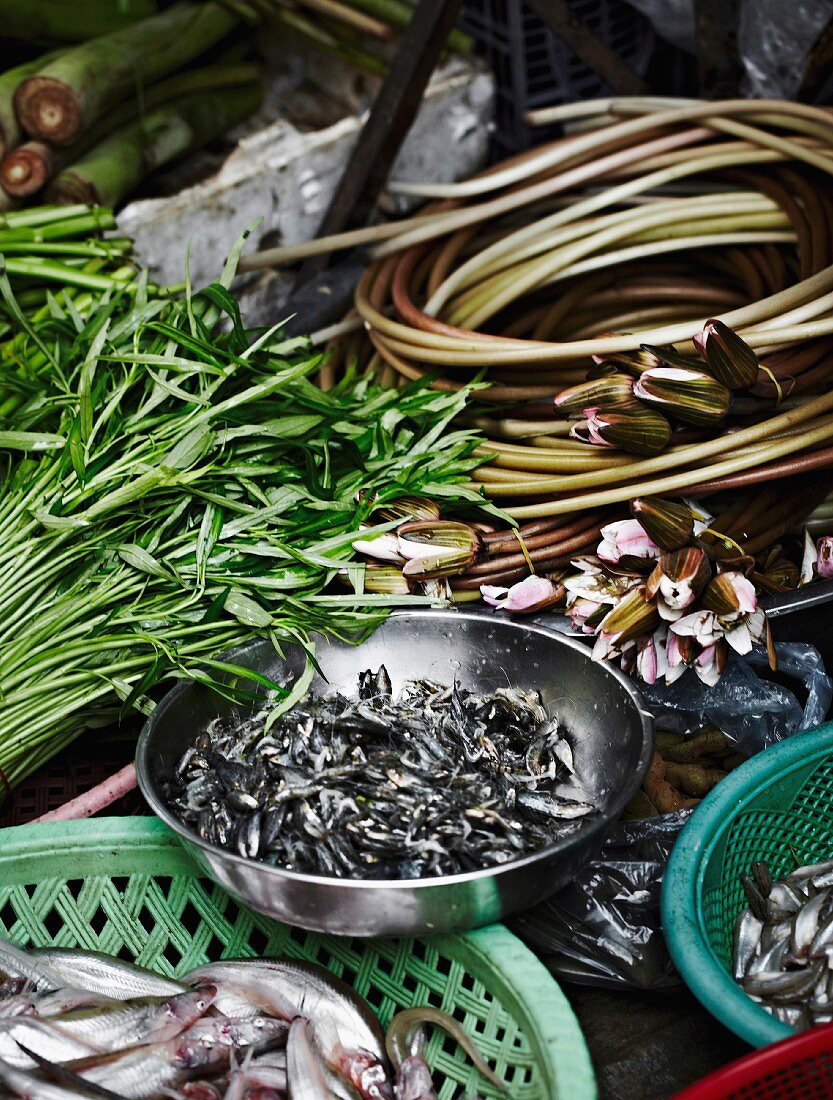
[14,0,240,146]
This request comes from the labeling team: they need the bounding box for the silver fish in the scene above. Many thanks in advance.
[744,963,822,1001]
[79,1016,288,1099]
[287,1017,330,1100]
[791,891,831,958]
[49,985,216,1052]
[185,959,385,1062]
[31,949,186,1000]
[0,1017,97,1069]
[0,942,63,994]
[0,1057,108,1100]
[732,910,763,980]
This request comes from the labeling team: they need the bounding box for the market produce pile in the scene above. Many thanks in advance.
[165,666,594,878]
[237,95,833,686]
[0,204,493,794]
[0,0,265,209]
[0,939,500,1097]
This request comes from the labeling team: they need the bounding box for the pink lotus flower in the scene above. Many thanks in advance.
[636,627,668,685]
[597,519,660,565]
[563,557,642,632]
[671,569,765,656]
[481,574,560,613]
[665,629,689,684]
[817,536,833,579]
[569,597,604,634]
[694,641,726,686]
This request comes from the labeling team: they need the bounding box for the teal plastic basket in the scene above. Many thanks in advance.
[0,817,595,1099]
[662,722,833,1049]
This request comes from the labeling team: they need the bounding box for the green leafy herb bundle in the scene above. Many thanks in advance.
[0,208,488,792]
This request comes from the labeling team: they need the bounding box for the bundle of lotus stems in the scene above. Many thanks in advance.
[246,97,833,528]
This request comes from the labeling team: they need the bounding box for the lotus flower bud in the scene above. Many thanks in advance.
[640,343,704,371]
[397,520,481,563]
[372,496,441,523]
[631,497,694,552]
[633,367,731,427]
[352,532,404,564]
[554,374,635,416]
[362,566,412,595]
[701,571,757,617]
[590,345,662,373]
[693,319,759,390]
[597,518,660,565]
[571,405,672,456]
[403,548,477,580]
[592,587,661,660]
[646,547,711,620]
[817,536,833,580]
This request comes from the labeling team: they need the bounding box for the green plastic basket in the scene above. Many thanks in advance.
[0,817,595,1099]
[662,722,833,1049]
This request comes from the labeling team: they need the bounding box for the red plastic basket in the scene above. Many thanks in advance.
[673,1023,833,1100]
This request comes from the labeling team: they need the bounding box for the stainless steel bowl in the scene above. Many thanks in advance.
[136,609,654,936]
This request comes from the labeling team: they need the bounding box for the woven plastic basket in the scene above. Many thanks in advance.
[662,722,833,1049]
[0,817,596,1099]
[672,1021,833,1100]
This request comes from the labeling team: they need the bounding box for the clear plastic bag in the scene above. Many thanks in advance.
[512,813,689,990]
[513,644,832,990]
[622,0,833,98]
[639,642,832,758]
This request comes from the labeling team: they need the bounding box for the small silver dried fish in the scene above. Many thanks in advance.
[733,857,833,1030]
[164,666,597,880]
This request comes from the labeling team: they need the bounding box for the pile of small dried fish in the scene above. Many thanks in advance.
[165,667,596,879]
[733,857,833,1028]
[0,939,501,1098]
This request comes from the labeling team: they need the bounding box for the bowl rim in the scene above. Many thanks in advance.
[136,607,655,891]
[662,721,833,1048]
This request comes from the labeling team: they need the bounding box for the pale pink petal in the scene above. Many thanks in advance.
[597,518,659,564]
[636,637,658,684]
[480,585,509,607]
[503,575,558,612]
[725,572,757,614]
[665,662,688,684]
[725,620,752,655]
[592,631,619,661]
[694,643,721,685]
[801,529,817,585]
[658,575,697,611]
[745,608,767,643]
[666,630,683,668]
[671,610,721,645]
[352,534,404,563]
